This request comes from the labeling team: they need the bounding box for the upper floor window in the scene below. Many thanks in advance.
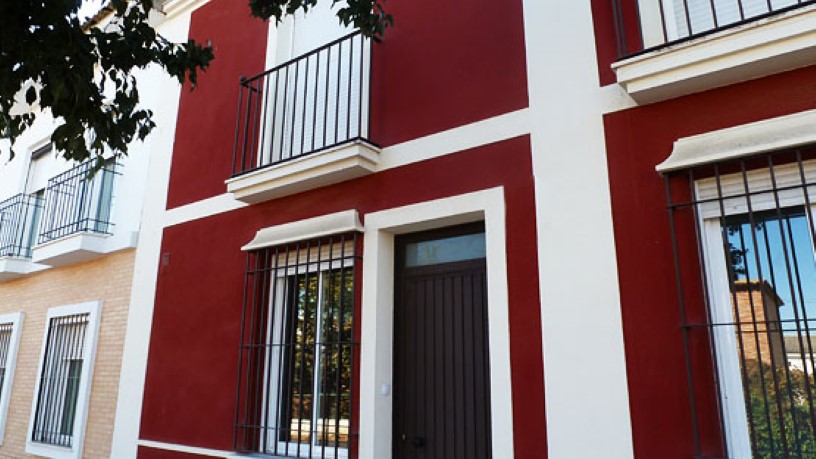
[614,0,813,56]
[39,158,118,244]
[232,32,372,176]
[662,0,799,41]
[235,232,361,458]
[664,148,816,458]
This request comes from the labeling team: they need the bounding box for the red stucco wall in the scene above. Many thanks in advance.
[141,135,548,458]
[603,66,816,458]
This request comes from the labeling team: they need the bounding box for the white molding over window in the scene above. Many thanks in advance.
[0,312,24,446]
[358,187,513,459]
[241,210,363,251]
[613,4,816,103]
[657,109,816,172]
[26,301,102,459]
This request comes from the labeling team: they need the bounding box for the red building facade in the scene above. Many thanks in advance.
[112,1,816,458]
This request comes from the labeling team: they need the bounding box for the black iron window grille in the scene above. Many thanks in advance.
[0,194,44,258]
[232,32,374,176]
[0,322,14,403]
[235,232,361,458]
[31,313,89,448]
[664,148,816,458]
[612,0,816,58]
[38,159,119,244]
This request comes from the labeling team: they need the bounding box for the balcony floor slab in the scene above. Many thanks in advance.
[0,257,49,282]
[227,140,380,205]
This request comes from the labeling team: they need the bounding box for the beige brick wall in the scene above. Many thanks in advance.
[0,250,135,459]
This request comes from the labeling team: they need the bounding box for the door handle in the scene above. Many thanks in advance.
[400,433,425,448]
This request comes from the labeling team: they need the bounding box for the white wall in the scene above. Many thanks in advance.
[522,2,637,458]
[109,7,191,459]
[0,71,156,249]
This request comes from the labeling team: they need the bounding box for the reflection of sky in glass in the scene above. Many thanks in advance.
[405,233,486,267]
[726,208,816,335]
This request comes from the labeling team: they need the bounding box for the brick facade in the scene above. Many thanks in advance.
[0,250,134,458]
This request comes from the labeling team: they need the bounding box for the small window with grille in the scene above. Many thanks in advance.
[235,232,361,459]
[0,313,23,445]
[664,149,816,458]
[26,302,101,459]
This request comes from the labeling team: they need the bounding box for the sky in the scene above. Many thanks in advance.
[77,0,106,21]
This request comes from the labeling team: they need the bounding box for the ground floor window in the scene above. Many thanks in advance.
[665,149,816,458]
[27,301,100,459]
[0,312,23,444]
[235,232,360,459]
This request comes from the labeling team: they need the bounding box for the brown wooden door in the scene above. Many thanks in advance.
[393,224,492,459]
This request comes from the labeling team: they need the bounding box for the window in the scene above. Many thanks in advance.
[0,194,43,259]
[664,149,816,458]
[232,32,371,175]
[0,313,23,445]
[642,0,802,44]
[235,233,360,458]
[27,302,101,459]
[39,159,118,244]
[660,0,798,40]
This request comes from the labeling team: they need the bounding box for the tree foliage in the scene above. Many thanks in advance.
[0,0,391,165]
[250,0,392,38]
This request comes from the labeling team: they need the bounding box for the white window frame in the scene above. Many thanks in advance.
[263,259,354,459]
[26,301,102,459]
[695,159,816,458]
[0,312,24,446]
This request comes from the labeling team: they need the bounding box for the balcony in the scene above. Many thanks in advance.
[32,159,119,267]
[0,194,47,281]
[227,32,380,204]
[611,0,816,102]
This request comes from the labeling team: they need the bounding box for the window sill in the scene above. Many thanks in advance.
[0,256,48,283]
[31,230,138,268]
[612,4,816,104]
[226,140,380,205]
[25,441,78,459]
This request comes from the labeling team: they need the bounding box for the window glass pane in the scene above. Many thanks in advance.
[283,273,318,444]
[60,360,82,436]
[316,268,353,448]
[723,207,816,457]
[405,232,486,267]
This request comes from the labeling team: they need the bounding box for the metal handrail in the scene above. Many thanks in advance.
[613,0,816,59]
[232,32,374,177]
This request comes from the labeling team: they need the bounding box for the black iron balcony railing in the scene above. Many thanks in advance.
[39,159,119,244]
[0,194,44,259]
[232,32,373,177]
[613,0,816,58]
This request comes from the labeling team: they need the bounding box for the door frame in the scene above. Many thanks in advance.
[358,187,513,459]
